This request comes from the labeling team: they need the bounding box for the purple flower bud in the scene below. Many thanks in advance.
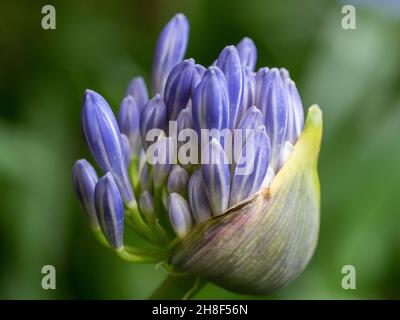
[94,173,124,249]
[238,67,256,123]
[120,134,131,168]
[216,46,243,129]
[81,89,134,204]
[236,37,257,71]
[195,64,206,78]
[230,126,271,206]
[117,96,141,156]
[176,107,193,134]
[139,161,152,192]
[164,59,203,121]
[234,106,263,163]
[285,79,304,144]
[167,165,189,193]
[139,191,155,222]
[140,94,167,149]
[176,107,197,164]
[279,67,290,81]
[152,13,189,95]
[148,137,175,188]
[72,159,99,229]
[255,68,289,171]
[125,76,149,110]
[201,139,230,215]
[168,193,193,238]
[192,67,229,135]
[237,106,263,142]
[188,170,212,224]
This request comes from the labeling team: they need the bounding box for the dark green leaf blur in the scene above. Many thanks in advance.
[0,0,399,299]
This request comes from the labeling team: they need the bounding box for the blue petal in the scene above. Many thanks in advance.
[164,59,203,121]
[176,107,193,133]
[120,134,131,168]
[192,66,229,135]
[187,170,212,223]
[72,159,99,228]
[236,37,257,71]
[255,68,289,171]
[230,126,271,206]
[140,94,167,149]
[167,165,189,193]
[139,161,152,192]
[216,46,243,129]
[152,13,189,95]
[94,173,124,249]
[236,105,263,143]
[195,64,206,78]
[117,96,141,156]
[238,66,256,124]
[168,193,193,238]
[201,138,230,215]
[148,137,175,188]
[125,76,149,110]
[284,78,304,144]
[81,89,134,203]
[139,190,155,221]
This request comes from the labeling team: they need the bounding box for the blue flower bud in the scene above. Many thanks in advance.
[72,159,99,229]
[238,67,256,123]
[139,191,155,222]
[285,79,304,144]
[167,165,189,193]
[139,161,152,192]
[94,173,124,249]
[230,126,271,206]
[237,105,263,143]
[168,193,193,238]
[195,64,206,78]
[148,137,175,188]
[120,134,131,168]
[192,67,229,135]
[188,170,212,224]
[164,59,203,121]
[125,76,149,110]
[140,94,167,150]
[176,107,197,165]
[81,89,134,204]
[176,107,193,134]
[255,68,289,171]
[236,37,257,71]
[152,13,189,95]
[117,96,141,156]
[201,138,230,215]
[216,46,243,129]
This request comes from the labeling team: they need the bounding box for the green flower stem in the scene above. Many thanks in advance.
[126,201,170,246]
[116,247,168,263]
[124,245,169,258]
[92,228,111,248]
[149,273,206,300]
[128,158,140,194]
[153,186,175,238]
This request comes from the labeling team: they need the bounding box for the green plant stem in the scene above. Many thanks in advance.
[149,273,206,300]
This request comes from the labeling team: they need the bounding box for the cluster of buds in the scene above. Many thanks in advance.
[72,13,323,295]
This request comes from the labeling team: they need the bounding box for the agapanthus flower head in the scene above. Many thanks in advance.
[73,13,322,296]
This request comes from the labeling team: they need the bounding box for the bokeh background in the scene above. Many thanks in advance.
[1,0,400,299]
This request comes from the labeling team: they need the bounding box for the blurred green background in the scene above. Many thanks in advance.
[1,0,400,299]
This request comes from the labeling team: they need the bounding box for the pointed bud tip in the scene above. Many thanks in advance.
[307,105,322,128]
